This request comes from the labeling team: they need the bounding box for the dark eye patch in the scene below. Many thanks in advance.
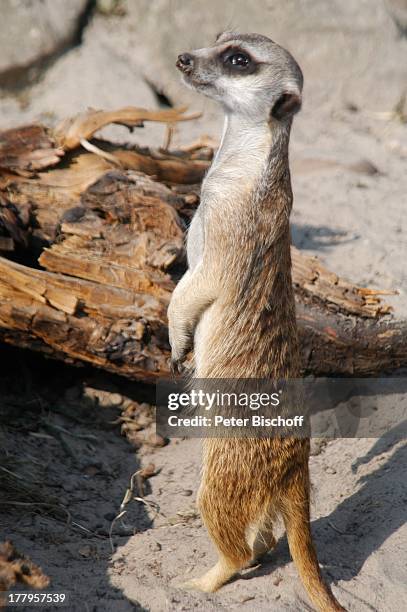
[219,47,257,75]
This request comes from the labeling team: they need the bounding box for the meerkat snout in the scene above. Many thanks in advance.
[176,53,194,74]
[176,31,303,121]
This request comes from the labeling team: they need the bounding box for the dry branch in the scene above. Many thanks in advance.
[0,107,405,381]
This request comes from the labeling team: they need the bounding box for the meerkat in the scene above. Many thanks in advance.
[167,32,345,612]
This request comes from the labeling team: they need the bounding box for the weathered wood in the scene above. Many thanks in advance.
[0,108,404,381]
[52,106,202,151]
[297,302,407,376]
[0,124,63,174]
[0,541,49,597]
[291,249,393,318]
[0,250,404,381]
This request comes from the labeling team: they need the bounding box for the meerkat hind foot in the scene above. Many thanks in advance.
[179,560,238,593]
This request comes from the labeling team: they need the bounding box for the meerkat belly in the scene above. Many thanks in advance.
[194,301,219,375]
[194,286,297,378]
[186,208,204,271]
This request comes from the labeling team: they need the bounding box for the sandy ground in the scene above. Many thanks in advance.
[112,436,407,612]
[1,2,407,611]
[1,350,405,611]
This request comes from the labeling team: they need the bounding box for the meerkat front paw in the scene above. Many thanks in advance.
[168,319,192,374]
[168,329,190,372]
[170,356,186,375]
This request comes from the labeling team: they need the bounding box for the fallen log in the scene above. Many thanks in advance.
[0,108,404,381]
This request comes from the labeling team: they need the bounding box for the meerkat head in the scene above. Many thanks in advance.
[176,32,303,123]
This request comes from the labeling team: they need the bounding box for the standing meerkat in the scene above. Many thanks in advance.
[168,32,345,612]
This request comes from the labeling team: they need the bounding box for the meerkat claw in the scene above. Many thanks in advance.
[170,357,185,375]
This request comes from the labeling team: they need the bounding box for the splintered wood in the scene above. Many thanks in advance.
[0,106,405,380]
[0,541,49,606]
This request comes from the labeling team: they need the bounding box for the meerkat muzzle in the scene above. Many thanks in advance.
[176,53,194,74]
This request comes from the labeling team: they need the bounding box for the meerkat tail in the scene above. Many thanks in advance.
[280,476,346,612]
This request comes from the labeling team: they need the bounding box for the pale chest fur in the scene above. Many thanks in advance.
[186,115,273,271]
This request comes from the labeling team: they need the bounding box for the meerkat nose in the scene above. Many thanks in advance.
[176,53,194,74]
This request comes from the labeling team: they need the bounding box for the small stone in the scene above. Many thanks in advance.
[345,102,359,113]
[139,463,156,479]
[349,159,380,176]
[239,595,255,603]
[324,466,337,474]
[181,489,193,496]
[137,413,154,429]
[83,386,123,407]
[148,433,167,447]
[78,545,92,558]
[109,393,123,407]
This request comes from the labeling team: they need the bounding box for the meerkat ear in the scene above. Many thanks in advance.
[271,91,302,120]
[215,30,236,43]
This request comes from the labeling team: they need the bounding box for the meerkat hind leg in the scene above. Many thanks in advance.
[180,522,276,592]
[180,555,240,592]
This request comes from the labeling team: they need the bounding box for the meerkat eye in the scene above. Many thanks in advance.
[227,53,250,68]
[220,48,256,74]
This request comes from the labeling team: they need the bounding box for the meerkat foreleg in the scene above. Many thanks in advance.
[167,265,216,370]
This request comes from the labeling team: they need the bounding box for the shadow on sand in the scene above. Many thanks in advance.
[242,422,406,603]
[0,345,153,611]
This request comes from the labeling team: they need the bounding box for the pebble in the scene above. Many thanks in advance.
[349,159,380,176]
[78,545,92,558]
[83,386,123,407]
[148,433,167,447]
